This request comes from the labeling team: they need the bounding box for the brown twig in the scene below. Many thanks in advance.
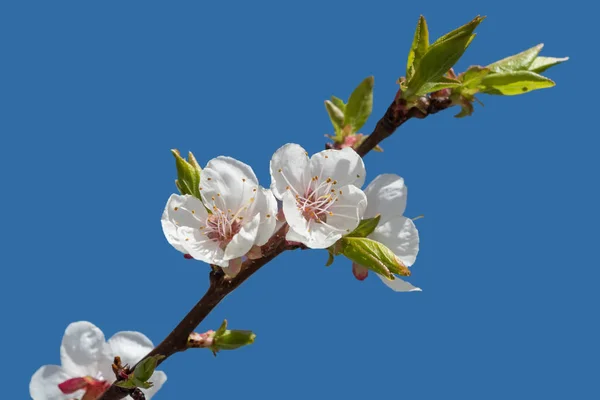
[99,92,453,400]
[355,95,452,157]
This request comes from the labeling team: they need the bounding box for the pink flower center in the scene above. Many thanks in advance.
[295,176,341,224]
[201,180,259,248]
[299,189,331,222]
[205,212,242,248]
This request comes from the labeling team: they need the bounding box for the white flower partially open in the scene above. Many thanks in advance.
[353,174,421,292]
[29,321,166,400]
[162,156,277,271]
[270,143,367,249]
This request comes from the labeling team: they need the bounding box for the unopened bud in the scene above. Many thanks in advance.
[188,331,215,348]
[213,329,256,351]
[352,263,369,281]
[246,245,262,260]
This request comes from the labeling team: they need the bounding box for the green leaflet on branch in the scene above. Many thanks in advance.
[330,95,346,113]
[172,149,201,199]
[451,66,490,117]
[406,16,484,97]
[324,100,345,134]
[432,15,484,46]
[134,355,165,383]
[345,214,381,238]
[210,320,256,355]
[487,44,544,73]
[406,15,429,81]
[459,66,492,91]
[479,71,555,95]
[343,76,374,133]
[114,379,138,390]
[340,236,411,279]
[528,56,569,73]
[414,76,461,96]
[114,355,165,390]
[484,43,567,78]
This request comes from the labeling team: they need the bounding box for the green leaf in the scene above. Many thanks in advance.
[131,378,153,390]
[133,355,165,383]
[324,100,345,133]
[215,319,228,337]
[114,379,137,389]
[346,215,381,238]
[414,76,461,96]
[407,16,484,97]
[529,56,569,73]
[343,76,374,133]
[340,237,411,279]
[460,66,492,88]
[172,149,201,198]
[487,44,543,73]
[330,95,346,113]
[406,15,429,81]
[479,71,555,95]
[433,15,485,46]
[212,325,256,352]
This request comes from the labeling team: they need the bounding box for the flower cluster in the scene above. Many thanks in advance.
[30,322,166,400]
[162,143,421,291]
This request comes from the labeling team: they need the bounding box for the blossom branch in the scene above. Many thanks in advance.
[355,93,452,157]
[99,92,450,400]
[99,226,290,400]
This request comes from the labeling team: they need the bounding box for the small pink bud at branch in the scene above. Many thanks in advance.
[188,330,215,348]
[352,263,369,281]
[341,134,362,149]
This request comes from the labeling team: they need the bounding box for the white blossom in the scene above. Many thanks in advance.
[29,321,166,400]
[162,156,277,274]
[270,143,367,249]
[353,174,421,291]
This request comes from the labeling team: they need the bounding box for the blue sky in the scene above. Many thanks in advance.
[1,1,595,399]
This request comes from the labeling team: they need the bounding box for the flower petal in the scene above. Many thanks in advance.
[60,322,107,377]
[254,188,278,246]
[161,220,186,254]
[363,174,407,222]
[107,331,154,367]
[224,212,261,260]
[326,184,367,234]
[178,226,226,266]
[282,190,309,236]
[201,156,259,214]
[162,194,207,254]
[309,147,365,189]
[139,370,167,399]
[270,143,310,200]
[376,273,421,292]
[30,365,73,400]
[301,222,342,249]
[370,216,419,267]
[285,227,309,244]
